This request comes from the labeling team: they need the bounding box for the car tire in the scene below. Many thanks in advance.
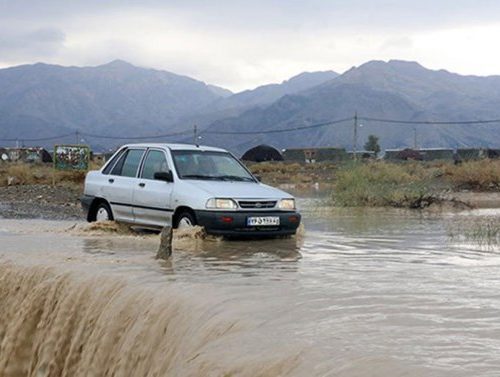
[175,211,196,229]
[94,201,114,222]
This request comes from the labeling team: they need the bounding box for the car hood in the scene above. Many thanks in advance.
[183,180,293,199]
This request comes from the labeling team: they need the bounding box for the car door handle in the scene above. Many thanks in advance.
[138,182,145,187]
[108,178,114,183]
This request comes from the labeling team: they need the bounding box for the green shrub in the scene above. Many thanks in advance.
[333,162,438,208]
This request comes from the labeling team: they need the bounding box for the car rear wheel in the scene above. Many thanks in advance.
[176,211,196,229]
[95,202,113,222]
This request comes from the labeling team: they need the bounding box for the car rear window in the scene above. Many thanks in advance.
[111,149,145,177]
[102,149,125,175]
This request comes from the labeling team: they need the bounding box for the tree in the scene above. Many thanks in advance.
[364,135,381,156]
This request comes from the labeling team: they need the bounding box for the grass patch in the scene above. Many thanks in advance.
[448,216,500,247]
[333,161,441,208]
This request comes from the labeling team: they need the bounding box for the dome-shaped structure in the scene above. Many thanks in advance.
[241,145,283,162]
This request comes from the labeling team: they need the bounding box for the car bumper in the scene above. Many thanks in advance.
[194,210,301,237]
[80,195,94,212]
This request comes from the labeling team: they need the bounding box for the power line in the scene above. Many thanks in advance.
[1,114,499,143]
[202,117,353,135]
[0,132,75,142]
[79,130,191,140]
[359,116,500,125]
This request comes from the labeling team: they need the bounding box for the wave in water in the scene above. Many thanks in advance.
[0,264,300,377]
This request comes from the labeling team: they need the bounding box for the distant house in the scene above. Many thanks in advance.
[384,148,453,161]
[282,147,347,163]
[241,145,283,162]
[0,147,52,163]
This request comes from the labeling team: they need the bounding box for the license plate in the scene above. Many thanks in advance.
[247,216,280,226]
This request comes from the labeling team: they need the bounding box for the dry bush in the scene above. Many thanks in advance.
[4,164,34,185]
[444,159,500,191]
[0,163,87,187]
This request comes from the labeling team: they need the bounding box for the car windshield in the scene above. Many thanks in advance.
[172,150,255,181]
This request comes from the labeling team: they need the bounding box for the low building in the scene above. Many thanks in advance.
[456,148,500,160]
[419,148,454,161]
[282,147,347,163]
[487,148,500,159]
[241,145,283,162]
[0,147,52,163]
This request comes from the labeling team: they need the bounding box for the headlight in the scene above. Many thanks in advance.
[206,198,238,210]
[278,198,295,210]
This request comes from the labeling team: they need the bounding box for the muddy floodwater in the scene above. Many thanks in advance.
[0,199,499,376]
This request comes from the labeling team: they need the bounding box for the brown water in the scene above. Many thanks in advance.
[0,201,499,376]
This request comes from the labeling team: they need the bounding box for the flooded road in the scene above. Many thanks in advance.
[1,200,499,376]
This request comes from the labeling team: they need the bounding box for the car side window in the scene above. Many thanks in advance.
[141,150,169,180]
[111,149,145,177]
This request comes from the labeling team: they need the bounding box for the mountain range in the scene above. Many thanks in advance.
[0,59,499,154]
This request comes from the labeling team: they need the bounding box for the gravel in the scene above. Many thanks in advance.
[0,184,84,220]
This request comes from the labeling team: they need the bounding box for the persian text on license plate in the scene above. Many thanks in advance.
[247,216,280,226]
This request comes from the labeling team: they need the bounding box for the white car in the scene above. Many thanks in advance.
[81,143,301,237]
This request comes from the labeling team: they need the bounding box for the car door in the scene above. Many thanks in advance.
[133,148,174,227]
[102,148,146,222]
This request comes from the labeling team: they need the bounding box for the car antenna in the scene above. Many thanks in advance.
[193,124,200,147]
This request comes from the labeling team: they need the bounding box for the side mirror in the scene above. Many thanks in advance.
[154,171,174,182]
[254,174,262,182]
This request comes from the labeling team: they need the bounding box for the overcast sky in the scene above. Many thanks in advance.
[1,0,500,91]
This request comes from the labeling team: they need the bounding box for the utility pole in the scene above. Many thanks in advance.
[353,112,358,160]
[75,130,80,145]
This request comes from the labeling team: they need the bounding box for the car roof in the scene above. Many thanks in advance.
[122,143,228,152]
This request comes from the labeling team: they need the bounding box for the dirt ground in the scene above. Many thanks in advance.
[0,184,83,220]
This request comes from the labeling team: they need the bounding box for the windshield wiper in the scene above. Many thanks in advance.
[181,174,220,180]
[216,175,255,182]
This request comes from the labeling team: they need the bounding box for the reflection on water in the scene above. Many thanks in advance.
[0,205,499,376]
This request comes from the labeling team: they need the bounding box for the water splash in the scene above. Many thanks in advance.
[0,264,300,377]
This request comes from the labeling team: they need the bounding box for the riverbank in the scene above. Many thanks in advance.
[250,159,500,209]
[0,160,499,221]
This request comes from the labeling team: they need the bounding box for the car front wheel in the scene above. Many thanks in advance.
[176,212,196,229]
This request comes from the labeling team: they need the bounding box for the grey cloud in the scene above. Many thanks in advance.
[2,0,500,32]
[380,37,414,51]
[0,27,65,59]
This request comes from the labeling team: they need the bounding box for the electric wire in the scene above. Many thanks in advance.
[201,117,353,135]
[1,115,499,142]
[358,116,500,125]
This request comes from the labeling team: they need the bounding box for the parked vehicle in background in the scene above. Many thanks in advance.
[81,143,301,237]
